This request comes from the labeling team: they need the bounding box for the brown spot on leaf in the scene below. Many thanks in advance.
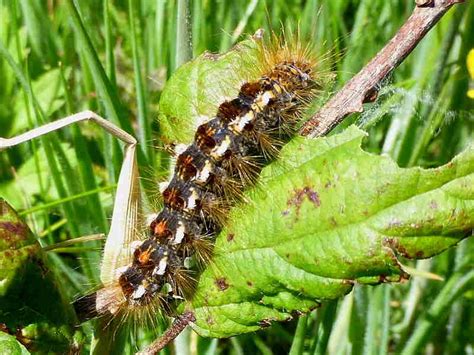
[383,237,417,259]
[307,189,320,205]
[246,280,253,287]
[258,319,272,328]
[397,246,411,258]
[308,303,321,312]
[292,310,304,317]
[226,233,234,242]
[383,237,397,248]
[285,186,321,220]
[215,277,229,291]
[202,51,220,61]
[0,222,27,239]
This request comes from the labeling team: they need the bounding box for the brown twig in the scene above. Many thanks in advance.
[136,311,196,355]
[300,0,466,138]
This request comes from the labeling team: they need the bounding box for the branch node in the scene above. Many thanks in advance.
[363,88,380,104]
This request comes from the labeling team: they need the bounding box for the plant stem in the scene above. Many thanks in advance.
[289,315,308,355]
[300,0,466,138]
[400,270,474,355]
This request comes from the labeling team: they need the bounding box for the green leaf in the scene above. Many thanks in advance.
[11,68,69,135]
[0,143,78,208]
[19,0,59,66]
[188,127,473,338]
[0,199,82,354]
[0,332,30,355]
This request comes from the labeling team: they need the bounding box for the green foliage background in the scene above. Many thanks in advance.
[0,0,473,354]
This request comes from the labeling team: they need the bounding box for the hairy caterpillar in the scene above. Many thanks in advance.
[73,32,326,349]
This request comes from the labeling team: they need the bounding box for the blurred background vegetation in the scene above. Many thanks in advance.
[0,0,473,354]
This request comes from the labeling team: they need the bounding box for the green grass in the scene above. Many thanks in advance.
[0,0,473,354]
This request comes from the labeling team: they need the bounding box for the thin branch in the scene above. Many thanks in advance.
[137,312,196,355]
[300,0,466,138]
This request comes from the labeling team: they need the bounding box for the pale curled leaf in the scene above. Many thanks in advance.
[188,126,473,338]
[100,143,143,285]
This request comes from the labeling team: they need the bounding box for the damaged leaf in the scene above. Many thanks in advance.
[0,200,82,354]
[189,126,473,337]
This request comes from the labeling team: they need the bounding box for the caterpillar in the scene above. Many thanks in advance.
[73,32,324,348]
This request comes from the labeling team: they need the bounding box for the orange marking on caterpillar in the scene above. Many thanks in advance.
[137,247,153,266]
[163,187,186,210]
[152,219,172,239]
[218,100,243,121]
[177,154,197,180]
[195,123,217,150]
